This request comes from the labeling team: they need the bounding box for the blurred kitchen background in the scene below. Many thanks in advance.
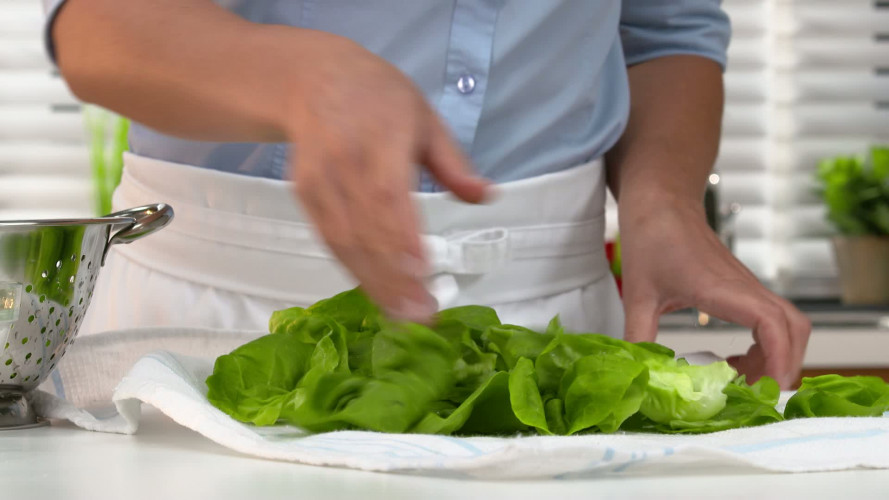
[1,1,888,378]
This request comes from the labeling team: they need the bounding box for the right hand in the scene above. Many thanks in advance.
[282,33,490,321]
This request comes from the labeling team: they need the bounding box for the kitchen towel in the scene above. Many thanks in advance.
[30,328,889,480]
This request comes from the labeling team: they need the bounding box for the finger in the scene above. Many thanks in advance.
[333,140,435,320]
[696,284,794,387]
[622,291,661,343]
[773,296,812,381]
[421,113,490,204]
[291,142,403,313]
[727,344,767,382]
[366,137,426,262]
[292,142,357,253]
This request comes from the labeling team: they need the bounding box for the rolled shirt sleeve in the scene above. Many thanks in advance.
[619,0,731,70]
[41,0,67,63]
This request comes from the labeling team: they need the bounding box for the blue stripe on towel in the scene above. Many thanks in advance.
[51,369,65,400]
[724,428,887,454]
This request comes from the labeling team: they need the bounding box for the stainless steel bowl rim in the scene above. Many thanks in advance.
[0,217,136,228]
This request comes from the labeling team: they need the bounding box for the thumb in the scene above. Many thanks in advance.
[623,293,660,343]
[422,114,490,204]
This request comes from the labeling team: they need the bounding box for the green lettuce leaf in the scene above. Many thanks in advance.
[270,288,379,335]
[436,305,501,333]
[412,371,527,435]
[785,375,889,419]
[509,357,549,434]
[631,375,784,434]
[639,358,737,424]
[206,331,315,425]
[208,287,888,437]
[280,322,457,433]
[482,324,554,370]
[560,353,648,434]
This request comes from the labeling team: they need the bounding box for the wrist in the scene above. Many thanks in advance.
[618,190,707,230]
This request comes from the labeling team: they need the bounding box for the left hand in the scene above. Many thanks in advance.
[619,198,811,389]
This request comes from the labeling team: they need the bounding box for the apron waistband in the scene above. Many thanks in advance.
[112,153,611,307]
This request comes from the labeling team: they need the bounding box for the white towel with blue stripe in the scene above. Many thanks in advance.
[30,328,889,480]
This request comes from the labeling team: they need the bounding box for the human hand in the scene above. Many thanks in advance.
[619,198,811,388]
[281,33,489,321]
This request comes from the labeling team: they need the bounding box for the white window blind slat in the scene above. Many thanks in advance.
[784,72,889,102]
[782,39,889,68]
[0,0,92,221]
[0,3,42,37]
[0,106,86,143]
[715,138,768,172]
[781,139,883,172]
[722,0,767,35]
[0,72,78,105]
[724,72,769,102]
[782,2,889,34]
[725,38,768,69]
[719,172,770,207]
[0,176,93,213]
[778,104,889,138]
[0,143,90,175]
[722,104,769,136]
[734,240,773,279]
[0,41,51,70]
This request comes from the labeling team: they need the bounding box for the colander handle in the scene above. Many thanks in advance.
[102,203,175,264]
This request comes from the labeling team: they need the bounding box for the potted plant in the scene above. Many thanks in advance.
[816,147,889,305]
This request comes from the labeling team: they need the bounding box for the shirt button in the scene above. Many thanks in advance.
[456,74,476,94]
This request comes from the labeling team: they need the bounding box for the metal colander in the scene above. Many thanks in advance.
[0,203,173,429]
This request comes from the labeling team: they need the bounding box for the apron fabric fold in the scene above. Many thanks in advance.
[82,152,623,336]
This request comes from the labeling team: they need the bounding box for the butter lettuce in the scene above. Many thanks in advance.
[206,288,889,436]
[785,375,889,419]
[639,358,738,424]
[626,375,785,434]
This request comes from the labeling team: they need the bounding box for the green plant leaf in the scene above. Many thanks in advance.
[560,353,648,434]
[482,324,554,370]
[208,287,889,437]
[206,331,316,425]
[785,375,889,419]
[436,305,501,333]
[509,357,550,434]
[815,148,889,236]
[634,376,784,434]
[639,359,737,424]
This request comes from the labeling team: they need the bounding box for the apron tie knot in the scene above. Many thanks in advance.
[425,227,511,275]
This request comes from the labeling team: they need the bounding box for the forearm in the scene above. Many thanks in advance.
[54,0,331,142]
[605,55,724,222]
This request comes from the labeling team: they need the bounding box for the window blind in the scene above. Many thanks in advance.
[0,0,90,221]
[719,0,889,299]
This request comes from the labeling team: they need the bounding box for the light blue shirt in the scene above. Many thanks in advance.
[44,1,730,191]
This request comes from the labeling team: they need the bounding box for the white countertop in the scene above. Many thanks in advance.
[658,327,889,368]
[2,408,889,500]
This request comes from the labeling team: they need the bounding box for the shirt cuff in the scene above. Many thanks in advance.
[41,0,68,65]
[620,4,732,72]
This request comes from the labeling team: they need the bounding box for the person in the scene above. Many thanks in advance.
[43,0,810,388]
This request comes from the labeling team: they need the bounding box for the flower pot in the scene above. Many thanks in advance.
[832,236,889,305]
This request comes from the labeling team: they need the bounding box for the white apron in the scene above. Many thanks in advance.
[81,152,624,337]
